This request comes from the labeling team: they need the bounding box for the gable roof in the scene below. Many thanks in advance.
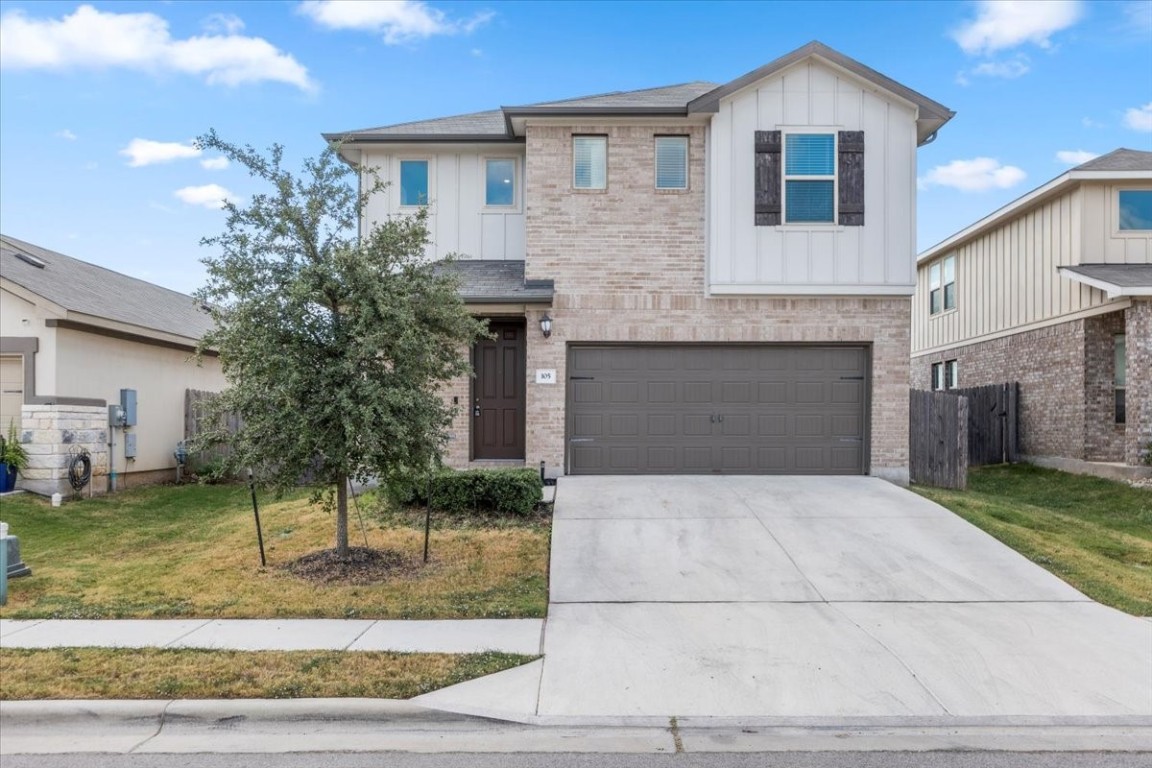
[687,41,953,144]
[0,234,214,341]
[325,41,951,147]
[919,148,1152,263]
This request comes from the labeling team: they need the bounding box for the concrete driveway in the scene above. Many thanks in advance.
[417,476,1152,722]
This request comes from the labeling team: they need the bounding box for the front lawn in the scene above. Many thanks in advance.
[0,483,550,620]
[913,464,1152,616]
[0,648,533,700]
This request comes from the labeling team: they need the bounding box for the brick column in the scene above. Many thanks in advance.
[1125,299,1152,466]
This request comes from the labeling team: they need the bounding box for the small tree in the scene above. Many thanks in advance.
[193,130,486,558]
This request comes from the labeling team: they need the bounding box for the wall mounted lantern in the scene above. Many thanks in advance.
[540,314,553,339]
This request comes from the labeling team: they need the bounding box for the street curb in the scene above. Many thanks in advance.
[3,698,1151,730]
[0,698,452,725]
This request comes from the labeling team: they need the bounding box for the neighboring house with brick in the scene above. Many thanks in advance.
[0,235,226,495]
[912,149,1152,473]
[326,41,954,482]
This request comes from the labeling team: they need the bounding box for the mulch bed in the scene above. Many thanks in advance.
[284,547,422,585]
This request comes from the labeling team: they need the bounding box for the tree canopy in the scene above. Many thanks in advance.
[193,130,486,557]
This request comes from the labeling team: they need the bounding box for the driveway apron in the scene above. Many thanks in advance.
[416,476,1152,721]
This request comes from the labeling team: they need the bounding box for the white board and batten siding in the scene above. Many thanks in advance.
[360,148,526,262]
[708,60,918,296]
[912,182,1152,356]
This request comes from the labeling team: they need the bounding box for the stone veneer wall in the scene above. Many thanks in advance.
[911,319,1087,460]
[1126,299,1151,466]
[17,404,109,497]
[511,122,911,481]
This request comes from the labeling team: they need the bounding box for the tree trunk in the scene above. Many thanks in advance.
[336,474,349,559]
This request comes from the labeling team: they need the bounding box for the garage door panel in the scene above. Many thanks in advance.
[568,345,867,475]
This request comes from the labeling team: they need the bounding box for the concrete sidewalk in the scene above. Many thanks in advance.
[0,618,543,655]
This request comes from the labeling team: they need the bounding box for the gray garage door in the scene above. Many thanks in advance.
[568,345,867,475]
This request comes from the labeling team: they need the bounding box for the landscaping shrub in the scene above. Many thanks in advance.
[385,468,543,516]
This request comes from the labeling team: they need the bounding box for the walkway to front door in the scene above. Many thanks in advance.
[472,321,526,461]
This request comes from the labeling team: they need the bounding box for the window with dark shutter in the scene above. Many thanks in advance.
[838,130,864,226]
[754,130,781,226]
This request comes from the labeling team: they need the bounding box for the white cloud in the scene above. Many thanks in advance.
[174,184,236,209]
[200,156,230,170]
[1123,102,1152,132]
[971,56,1031,79]
[121,138,201,167]
[1055,149,1099,164]
[298,0,493,45]
[919,158,1027,192]
[0,4,316,92]
[55,128,77,140]
[202,13,245,35]
[952,0,1083,55]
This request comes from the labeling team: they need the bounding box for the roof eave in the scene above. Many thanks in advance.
[322,132,521,144]
[1058,267,1152,299]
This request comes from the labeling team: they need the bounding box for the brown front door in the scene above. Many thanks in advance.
[472,321,526,460]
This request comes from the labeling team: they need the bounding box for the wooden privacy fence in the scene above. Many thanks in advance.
[910,389,969,490]
[909,382,1020,489]
[184,389,238,467]
[953,383,1019,466]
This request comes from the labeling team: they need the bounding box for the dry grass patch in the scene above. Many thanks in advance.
[0,648,534,700]
[913,464,1152,616]
[0,485,549,620]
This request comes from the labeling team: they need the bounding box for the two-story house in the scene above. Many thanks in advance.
[325,41,954,483]
[913,149,1151,473]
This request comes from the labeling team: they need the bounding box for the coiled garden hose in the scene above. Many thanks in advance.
[68,449,92,492]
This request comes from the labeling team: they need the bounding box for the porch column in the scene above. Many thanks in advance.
[1125,299,1152,466]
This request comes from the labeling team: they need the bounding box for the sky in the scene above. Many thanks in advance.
[1,0,1150,295]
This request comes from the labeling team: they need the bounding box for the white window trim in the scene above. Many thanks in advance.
[654,135,689,191]
[1114,186,1152,237]
[945,359,958,390]
[781,128,838,227]
[928,255,956,316]
[481,156,521,212]
[397,156,433,209]
[572,135,608,191]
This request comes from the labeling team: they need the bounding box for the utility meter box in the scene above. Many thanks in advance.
[119,389,138,427]
[123,433,137,459]
[108,404,125,427]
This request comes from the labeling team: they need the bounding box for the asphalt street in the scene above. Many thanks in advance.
[3,752,1148,768]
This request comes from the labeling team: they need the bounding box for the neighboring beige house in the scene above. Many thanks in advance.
[326,41,954,482]
[0,235,226,495]
[912,149,1151,473]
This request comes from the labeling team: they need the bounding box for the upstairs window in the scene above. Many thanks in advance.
[929,255,956,315]
[485,158,516,206]
[399,160,429,206]
[573,135,607,190]
[784,133,835,223]
[1118,190,1152,231]
[655,136,688,190]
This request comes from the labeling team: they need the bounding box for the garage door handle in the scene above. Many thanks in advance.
[839,437,863,442]
[840,376,864,380]
[569,376,595,381]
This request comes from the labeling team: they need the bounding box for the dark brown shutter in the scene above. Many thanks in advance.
[838,131,864,226]
[754,130,781,226]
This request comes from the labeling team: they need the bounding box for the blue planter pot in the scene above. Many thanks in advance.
[0,463,16,493]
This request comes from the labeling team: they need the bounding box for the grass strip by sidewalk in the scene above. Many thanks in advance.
[0,484,549,620]
[912,464,1152,616]
[0,648,535,701]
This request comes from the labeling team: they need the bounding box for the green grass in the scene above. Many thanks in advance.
[912,464,1152,615]
[0,483,550,620]
[0,648,535,700]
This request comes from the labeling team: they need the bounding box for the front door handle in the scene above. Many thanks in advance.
[473,400,481,418]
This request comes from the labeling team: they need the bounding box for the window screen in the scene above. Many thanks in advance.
[655,136,688,189]
[573,136,607,189]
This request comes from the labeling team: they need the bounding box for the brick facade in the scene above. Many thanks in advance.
[1126,299,1152,466]
[438,123,913,480]
[912,306,1147,465]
